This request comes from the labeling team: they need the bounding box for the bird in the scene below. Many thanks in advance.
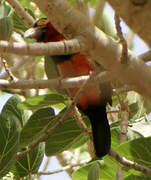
[24,18,112,158]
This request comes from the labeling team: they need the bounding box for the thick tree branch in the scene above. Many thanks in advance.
[0,39,81,56]
[106,0,151,47]
[0,72,112,90]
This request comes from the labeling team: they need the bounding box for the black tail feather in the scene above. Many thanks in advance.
[82,104,111,158]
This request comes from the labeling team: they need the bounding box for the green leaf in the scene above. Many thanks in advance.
[20,107,55,148]
[88,162,100,180]
[111,127,142,151]
[18,92,70,110]
[70,133,89,149]
[11,144,44,178]
[117,136,151,169]
[124,174,151,180]
[126,92,151,120]
[130,122,151,137]
[111,127,120,150]
[110,120,120,128]
[0,3,11,19]
[45,108,89,156]
[72,160,100,180]
[44,56,59,79]
[0,114,19,178]
[0,95,25,178]
[72,157,118,180]
[2,95,30,128]
[11,12,28,31]
[0,17,13,40]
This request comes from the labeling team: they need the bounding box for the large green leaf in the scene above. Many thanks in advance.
[18,92,69,110]
[11,144,44,178]
[111,127,120,150]
[70,133,89,149]
[0,95,25,178]
[20,107,55,148]
[72,157,118,180]
[111,127,143,151]
[124,174,151,180]
[0,17,13,40]
[0,3,11,19]
[72,160,100,180]
[0,2,12,41]
[45,108,89,156]
[117,136,151,169]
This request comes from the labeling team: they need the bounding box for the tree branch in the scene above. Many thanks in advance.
[106,0,151,47]
[109,149,151,176]
[0,71,113,90]
[0,39,81,56]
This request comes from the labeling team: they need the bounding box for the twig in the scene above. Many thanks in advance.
[107,110,119,113]
[0,57,16,81]
[73,106,91,137]
[6,0,34,27]
[114,13,128,64]
[109,149,151,176]
[39,157,50,173]
[115,94,129,180]
[56,153,73,176]
[36,161,87,175]
[0,56,35,79]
